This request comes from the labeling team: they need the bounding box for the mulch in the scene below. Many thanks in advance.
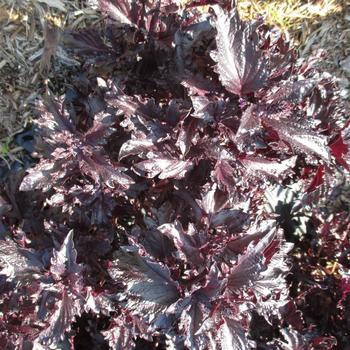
[0,0,101,140]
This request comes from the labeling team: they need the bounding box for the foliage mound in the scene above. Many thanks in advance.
[0,1,349,349]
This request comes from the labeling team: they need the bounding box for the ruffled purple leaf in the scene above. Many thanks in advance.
[211,317,254,350]
[211,208,249,230]
[211,6,268,96]
[119,139,154,161]
[19,159,65,192]
[264,117,330,161]
[63,29,111,55]
[50,230,82,278]
[108,247,180,316]
[35,290,79,348]
[84,111,116,146]
[0,239,44,279]
[178,295,209,350]
[191,95,225,123]
[102,314,147,350]
[278,328,307,350]
[214,160,236,190]
[98,0,143,28]
[79,152,134,189]
[241,155,297,180]
[266,80,316,104]
[133,154,193,179]
[158,221,205,266]
[227,222,280,291]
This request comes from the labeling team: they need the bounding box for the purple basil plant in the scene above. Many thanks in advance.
[0,1,348,349]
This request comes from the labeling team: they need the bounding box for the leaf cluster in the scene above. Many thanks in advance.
[0,1,348,349]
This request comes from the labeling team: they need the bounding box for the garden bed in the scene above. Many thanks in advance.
[0,1,350,349]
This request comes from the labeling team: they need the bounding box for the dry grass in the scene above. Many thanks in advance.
[238,0,342,32]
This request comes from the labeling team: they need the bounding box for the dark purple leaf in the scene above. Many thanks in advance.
[235,105,259,146]
[228,222,278,291]
[50,230,82,278]
[178,295,208,349]
[305,165,324,193]
[267,80,315,104]
[80,152,134,189]
[191,96,225,123]
[278,328,307,350]
[119,139,154,161]
[99,0,142,27]
[38,99,76,135]
[214,160,236,190]
[329,134,348,167]
[241,155,297,180]
[19,159,65,192]
[213,317,254,350]
[84,111,115,146]
[35,290,79,348]
[200,186,228,215]
[102,314,145,350]
[225,231,266,255]
[132,226,175,261]
[109,247,180,316]
[133,154,193,179]
[0,239,44,279]
[211,208,249,230]
[158,221,204,266]
[181,71,221,96]
[211,6,267,96]
[176,118,199,156]
[63,29,111,55]
[264,117,330,161]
